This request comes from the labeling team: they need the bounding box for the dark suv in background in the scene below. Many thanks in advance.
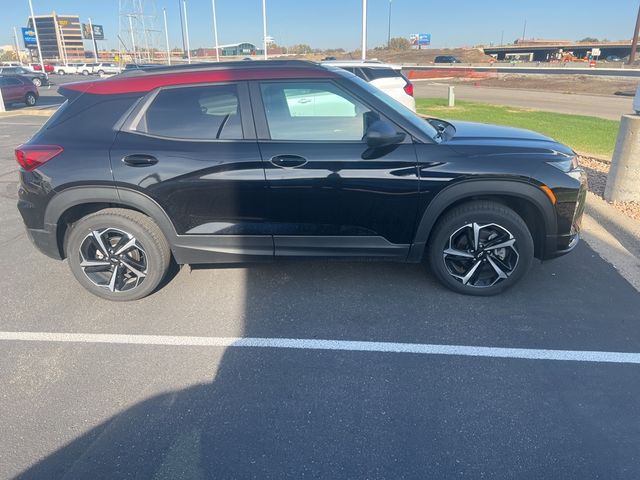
[16,61,586,301]
[434,56,463,64]
[0,66,49,87]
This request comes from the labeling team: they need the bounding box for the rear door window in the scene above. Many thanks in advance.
[361,67,402,81]
[134,84,243,140]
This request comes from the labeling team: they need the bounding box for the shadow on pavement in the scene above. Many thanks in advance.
[15,244,640,478]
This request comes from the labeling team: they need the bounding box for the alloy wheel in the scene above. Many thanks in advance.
[78,228,148,293]
[442,222,519,288]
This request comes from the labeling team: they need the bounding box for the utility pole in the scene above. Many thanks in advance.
[521,19,527,42]
[88,18,99,62]
[27,0,45,73]
[13,26,22,64]
[163,7,171,64]
[212,0,220,61]
[128,15,137,63]
[629,3,640,64]
[178,0,186,58]
[361,0,367,60]
[183,0,191,63]
[262,0,268,60]
[500,30,504,46]
[387,0,392,48]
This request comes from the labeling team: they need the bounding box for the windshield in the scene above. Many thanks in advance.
[339,70,440,141]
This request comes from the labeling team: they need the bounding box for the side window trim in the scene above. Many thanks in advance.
[121,81,256,142]
[249,78,408,143]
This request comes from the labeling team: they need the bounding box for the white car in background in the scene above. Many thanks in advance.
[321,61,416,112]
[92,63,123,76]
[55,63,82,75]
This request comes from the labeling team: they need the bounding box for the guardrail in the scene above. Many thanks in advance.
[401,64,640,78]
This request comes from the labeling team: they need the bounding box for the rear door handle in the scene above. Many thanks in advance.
[270,155,307,168]
[122,154,158,167]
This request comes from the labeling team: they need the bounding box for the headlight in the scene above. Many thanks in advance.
[547,155,578,173]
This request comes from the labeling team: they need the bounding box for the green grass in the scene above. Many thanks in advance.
[415,98,619,157]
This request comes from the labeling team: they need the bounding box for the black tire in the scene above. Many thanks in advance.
[427,201,534,296]
[82,70,89,76]
[97,69,105,75]
[66,208,171,301]
[25,93,37,106]
[32,78,42,87]
[58,70,65,75]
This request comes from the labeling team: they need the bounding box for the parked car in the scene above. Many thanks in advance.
[15,60,586,301]
[93,63,122,75]
[604,55,623,62]
[55,63,83,75]
[0,75,38,107]
[1,62,23,67]
[434,55,463,64]
[75,63,98,76]
[30,63,55,73]
[0,66,48,87]
[321,61,415,111]
[124,63,159,70]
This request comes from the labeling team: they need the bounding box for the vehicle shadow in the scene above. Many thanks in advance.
[15,247,640,479]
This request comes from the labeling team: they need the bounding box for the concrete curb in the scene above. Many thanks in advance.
[581,192,640,292]
[0,109,57,118]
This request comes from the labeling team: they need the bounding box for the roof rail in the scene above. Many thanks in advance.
[121,59,322,76]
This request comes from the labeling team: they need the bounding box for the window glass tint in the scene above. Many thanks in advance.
[362,67,402,80]
[138,84,242,140]
[260,81,372,141]
[4,77,22,86]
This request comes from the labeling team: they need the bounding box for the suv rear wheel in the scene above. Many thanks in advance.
[427,201,534,296]
[66,209,171,301]
[25,92,37,106]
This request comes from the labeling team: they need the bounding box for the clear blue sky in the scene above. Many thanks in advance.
[1,0,638,51]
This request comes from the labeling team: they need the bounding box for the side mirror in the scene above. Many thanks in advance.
[364,119,406,148]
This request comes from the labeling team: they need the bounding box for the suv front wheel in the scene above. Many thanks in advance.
[427,201,534,296]
[66,208,171,301]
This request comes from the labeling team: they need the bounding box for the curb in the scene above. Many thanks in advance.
[582,192,640,292]
[0,109,57,118]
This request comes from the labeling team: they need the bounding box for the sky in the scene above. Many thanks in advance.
[1,0,637,52]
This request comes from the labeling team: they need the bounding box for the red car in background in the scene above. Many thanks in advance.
[30,63,55,74]
[0,75,38,107]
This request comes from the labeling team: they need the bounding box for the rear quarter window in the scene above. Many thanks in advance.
[361,67,403,81]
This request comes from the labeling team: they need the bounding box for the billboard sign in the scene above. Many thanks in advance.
[21,27,37,47]
[82,23,104,40]
[410,33,431,46]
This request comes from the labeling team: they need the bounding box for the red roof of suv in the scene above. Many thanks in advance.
[61,61,337,96]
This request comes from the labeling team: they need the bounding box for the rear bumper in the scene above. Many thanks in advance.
[24,225,62,260]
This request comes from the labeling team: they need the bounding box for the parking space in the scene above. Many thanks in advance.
[2,117,640,478]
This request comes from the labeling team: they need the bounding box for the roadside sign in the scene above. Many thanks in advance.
[82,23,105,40]
[410,33,431,46]
[21,27,37,47]
[591,48,601,57]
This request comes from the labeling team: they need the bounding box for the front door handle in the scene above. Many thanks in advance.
[270,155,307,168]
[122,154,158,167]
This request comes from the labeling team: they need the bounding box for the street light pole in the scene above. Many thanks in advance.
[183,0,191,64]
[88,17,99,62]
[128,15,137,64]
[163,7,171,65]
[387,0,392,48]
[361,0,367,60]
[262,0,268,60]
[27,0,45,73]
[13,26,22,64]
[212,0,220,62]
[629,3,640,64]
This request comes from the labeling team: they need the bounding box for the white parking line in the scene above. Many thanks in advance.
[1,331,640,364]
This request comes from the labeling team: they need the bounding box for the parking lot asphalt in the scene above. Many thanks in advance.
[2,117,640,478]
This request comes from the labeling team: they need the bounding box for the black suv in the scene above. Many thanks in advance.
[16,61,586,301]
[434,56,462,64]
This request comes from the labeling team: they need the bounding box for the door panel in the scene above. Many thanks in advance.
[259,142,420,251]
[111,82,273,260]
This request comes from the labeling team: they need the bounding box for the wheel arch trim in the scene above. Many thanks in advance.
[44,186,179,245]
[408,179,557,262]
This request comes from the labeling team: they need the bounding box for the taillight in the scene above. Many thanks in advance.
[15,144,63,171]
[403,82,414,97]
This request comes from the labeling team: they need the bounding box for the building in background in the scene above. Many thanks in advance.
[27,12,84,62]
